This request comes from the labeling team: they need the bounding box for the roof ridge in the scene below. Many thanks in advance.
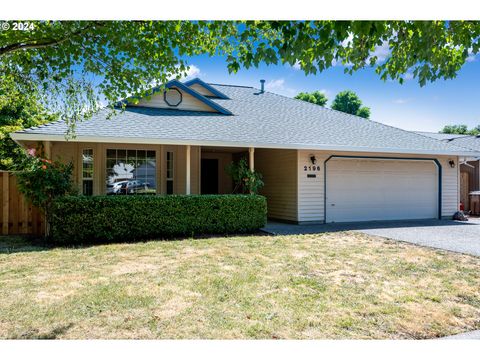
[208,83,253,89]
[259,89,472,152]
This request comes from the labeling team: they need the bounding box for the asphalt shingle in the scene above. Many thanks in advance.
[14,83,477,155]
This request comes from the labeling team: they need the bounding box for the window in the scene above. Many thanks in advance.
[166,151,174,194]
[105,149,156,195]
[82,149,94,196]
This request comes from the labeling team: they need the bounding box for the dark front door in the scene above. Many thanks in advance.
[201,159,219,194]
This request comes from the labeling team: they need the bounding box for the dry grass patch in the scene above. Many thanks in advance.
[1,232,480,339]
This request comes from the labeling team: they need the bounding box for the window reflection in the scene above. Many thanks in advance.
[106,149,156,195]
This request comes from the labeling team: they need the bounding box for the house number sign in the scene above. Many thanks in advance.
[303,165,320,171]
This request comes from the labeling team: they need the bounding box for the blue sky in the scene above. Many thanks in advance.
[181,53,480,132]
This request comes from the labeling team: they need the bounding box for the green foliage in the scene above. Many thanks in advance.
[331,90,371,119]
[294,91,328,106]
[441,124,480,135]
[16,149,75,235]
[356,106,371,119]
[0,76,56,170]
[50,195,267,244]
[225,158,264,194]
[1,21,479,131]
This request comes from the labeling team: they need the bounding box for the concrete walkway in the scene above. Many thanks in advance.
[262,218,480,257]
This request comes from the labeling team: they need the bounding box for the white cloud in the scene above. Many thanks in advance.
[466,48,477,62]
[265,78,297,97]
[393,98,410,104]
[369,41,391,62]
[403,72,414,80]
[292,61,302,70]
[266,79,286,91]
[182,64,201,79]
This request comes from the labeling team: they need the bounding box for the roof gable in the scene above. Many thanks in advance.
[126,79,232,115]
[183,78,230,99]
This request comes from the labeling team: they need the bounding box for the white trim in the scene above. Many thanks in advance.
[11,132,480,157]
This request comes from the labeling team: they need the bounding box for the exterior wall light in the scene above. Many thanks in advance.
[310,155,317,165]
[449,160,455,168]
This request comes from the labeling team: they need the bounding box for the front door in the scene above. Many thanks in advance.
[201,159,219,194]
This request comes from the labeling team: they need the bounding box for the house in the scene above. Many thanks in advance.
[10,78,479,224]
[416,132,480,213]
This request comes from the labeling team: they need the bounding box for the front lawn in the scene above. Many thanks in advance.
[1,232,479,339]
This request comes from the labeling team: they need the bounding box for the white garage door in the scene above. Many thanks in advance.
[326,158,438,223]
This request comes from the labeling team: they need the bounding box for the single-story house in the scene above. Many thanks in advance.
[416,132,480,213]
[11,78,479,223]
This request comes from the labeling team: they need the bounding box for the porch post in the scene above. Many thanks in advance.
[186,145,191,195]
[249,147,255,171]
[43,141,51,158]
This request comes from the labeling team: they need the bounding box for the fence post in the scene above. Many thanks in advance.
[2,173,9,235]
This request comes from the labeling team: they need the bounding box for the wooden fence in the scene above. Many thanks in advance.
[1,172,44,236]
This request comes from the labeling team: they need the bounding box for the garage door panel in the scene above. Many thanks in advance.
[326,159,438,223]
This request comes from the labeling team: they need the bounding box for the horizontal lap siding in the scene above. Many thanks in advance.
[297,151,459,222]
[298,151,328,222]
[255,149,298,222]
[136,87,216,112]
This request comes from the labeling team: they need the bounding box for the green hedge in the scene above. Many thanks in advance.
[50,195,267,244]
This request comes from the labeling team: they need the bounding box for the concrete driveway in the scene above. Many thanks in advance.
[262,218,480,257]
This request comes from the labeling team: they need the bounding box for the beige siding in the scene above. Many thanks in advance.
[201,152,233,194]
[188,83,216,97]
[255,149,298,222]
[297,150,324,222]
[298,150,459,222]
[135,86,217,112]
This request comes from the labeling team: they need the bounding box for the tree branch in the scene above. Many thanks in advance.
[0,22,105,57]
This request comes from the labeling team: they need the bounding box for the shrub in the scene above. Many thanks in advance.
[225,158,264,194]
[16,146,75,237]
[50,194,267,245]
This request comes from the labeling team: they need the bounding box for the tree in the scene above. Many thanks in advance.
[0,75,57,170]
[331,90,371,118]
[356,106,371,119]
[16,149,75,238]
[1,21,479,131]
[441,124,480,135]
[294,91,328,106]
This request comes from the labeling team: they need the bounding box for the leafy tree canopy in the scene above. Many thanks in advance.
[0,74,57,170]
[331,90,371,118]
[441,124,480,135]
[1,20,479,132]
[294,91,328,106]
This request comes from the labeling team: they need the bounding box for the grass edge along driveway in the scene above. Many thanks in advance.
[1,232,479,339]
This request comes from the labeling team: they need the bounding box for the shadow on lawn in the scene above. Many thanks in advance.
[12,323,74,340]
[0,231,269,255]
[0,236,53,254]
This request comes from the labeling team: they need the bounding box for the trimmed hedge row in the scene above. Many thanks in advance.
[50,195,267,244]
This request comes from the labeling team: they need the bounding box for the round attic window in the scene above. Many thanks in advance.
[164,88,183,107]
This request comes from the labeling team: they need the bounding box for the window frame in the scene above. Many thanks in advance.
[82,148,94,196]
[166,151,174,195]
[105,148,157,195]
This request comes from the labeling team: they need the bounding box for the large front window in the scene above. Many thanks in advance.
[105,149,156,195]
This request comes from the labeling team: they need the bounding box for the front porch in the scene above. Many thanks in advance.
[43,141,257,197]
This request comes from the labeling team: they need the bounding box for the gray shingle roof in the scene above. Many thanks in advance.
[13,82,477,156]
[448,135,480,152]
[414,131,470,141]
